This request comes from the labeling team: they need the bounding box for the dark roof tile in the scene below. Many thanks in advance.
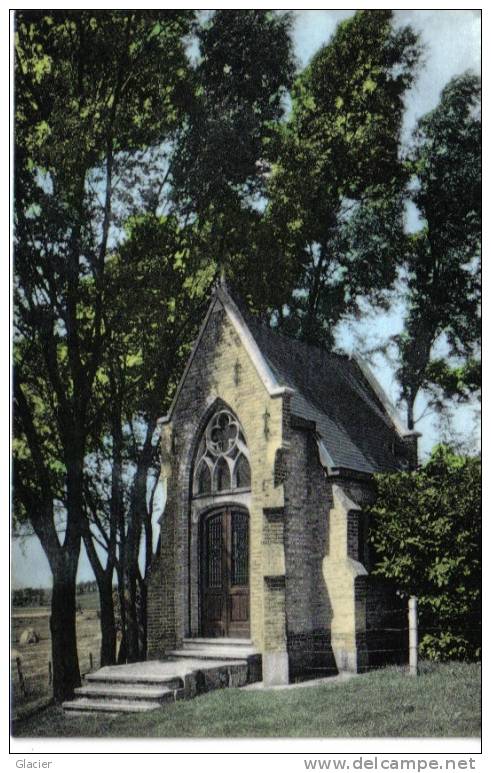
[242,310,404,474]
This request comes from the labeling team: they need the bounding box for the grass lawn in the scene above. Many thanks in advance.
[12,662,480,738]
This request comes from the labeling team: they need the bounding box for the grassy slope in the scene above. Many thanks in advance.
[12,662,481,738]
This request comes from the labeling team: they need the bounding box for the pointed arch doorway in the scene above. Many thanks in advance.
[192,406,251,639]
[201,507,250,638]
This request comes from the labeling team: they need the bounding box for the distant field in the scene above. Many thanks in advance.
[12,609,50,619]
[11,592,101,720]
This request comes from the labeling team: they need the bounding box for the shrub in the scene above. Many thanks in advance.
[368,445,481,660]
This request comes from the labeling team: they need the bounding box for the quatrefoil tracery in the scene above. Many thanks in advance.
[206,412,239,456]
[194,410,251,496]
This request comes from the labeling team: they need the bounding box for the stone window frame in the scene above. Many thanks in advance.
[192,409,251,498]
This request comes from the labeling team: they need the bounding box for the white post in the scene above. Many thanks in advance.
[408,596,418,676]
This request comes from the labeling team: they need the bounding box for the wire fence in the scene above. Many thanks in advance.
[11,611,101,719]
[286,596,481,680]
[11,597,481,714]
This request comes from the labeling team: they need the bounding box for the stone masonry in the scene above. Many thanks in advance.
[147,285,413,684]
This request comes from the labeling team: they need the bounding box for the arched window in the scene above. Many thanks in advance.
[214,457,231,492]
[196,461,212,495]
[234,454,251,489]
[193,409,251,496]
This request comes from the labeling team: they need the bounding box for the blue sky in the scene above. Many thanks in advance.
[12,10,481,589]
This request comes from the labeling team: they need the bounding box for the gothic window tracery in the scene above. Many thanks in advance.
[193,409,251,496]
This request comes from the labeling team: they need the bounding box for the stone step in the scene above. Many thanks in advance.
[85,671,183,690]
[168,648,256,661]
[74,683,180,702]
[63,698,163,714]
[63,654,261,715]
[183,638,253,648]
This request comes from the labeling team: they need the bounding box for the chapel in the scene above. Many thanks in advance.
[146,283,418,686]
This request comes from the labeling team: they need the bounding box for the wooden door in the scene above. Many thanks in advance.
[201,509,249,638]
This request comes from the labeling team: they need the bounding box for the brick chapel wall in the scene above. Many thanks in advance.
[281,440,406,679]
[146,301,406,673]
[283,426,337,679]
[147,305,287,659]
[332,479,406,670]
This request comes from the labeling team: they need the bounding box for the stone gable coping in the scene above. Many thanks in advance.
[352,352,421,440]
[332,483,361,514]
[157,287,295,428]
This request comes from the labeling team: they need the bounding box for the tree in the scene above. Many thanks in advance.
[266,10,421,347]
[81,425,120,667]
[170,9,298,304]
[13,10,194,701]
[101,215,213,662]
[396,73,481,429]
[94,11,298,660]
[18,9,299,675]
[368,445,481,660]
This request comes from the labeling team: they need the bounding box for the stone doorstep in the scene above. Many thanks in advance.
[85,671,183,689]
[182,638,253,647]
[167,649,257,660]
[74,683,182,702]
[63,657,259,715]
[62,699,164,714]
[180,638,257,658]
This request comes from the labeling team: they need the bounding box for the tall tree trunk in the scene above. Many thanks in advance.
[122,427,155,662]
[50,554,81,703]
[303,243,331,346]
[82,551,118,667]
[98,575,117,667]
[406,388,417,431]
[139,574,148,660]
[125,564,141,662]
[81,526,118,667]
[116,564,128,664]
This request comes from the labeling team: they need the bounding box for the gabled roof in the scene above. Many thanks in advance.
[160,283,417,475]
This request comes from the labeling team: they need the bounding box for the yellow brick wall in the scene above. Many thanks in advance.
[323,484,369,671]
[150,306,288,654]
[147,300,403,676]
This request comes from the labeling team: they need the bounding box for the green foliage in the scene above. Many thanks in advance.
[107,214,214,420]
[423,358,481,406]
[14,9,196,448]
[368,445,481,660]
[396,72,481,427]
[170,8,298,309]
[15,11,193,178]
[172,10,294,212]
[267,10,421,346]
[13,10,196,694]
[291,11,418,197]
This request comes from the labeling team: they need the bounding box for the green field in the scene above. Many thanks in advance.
[12,661,481,738]
[11,592,101,720]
